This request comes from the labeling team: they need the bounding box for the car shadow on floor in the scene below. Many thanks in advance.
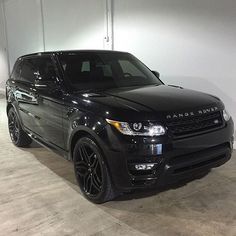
[114,171,210,201]
[23,141,210,202]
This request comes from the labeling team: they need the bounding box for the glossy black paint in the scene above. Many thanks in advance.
[6,50,234,191]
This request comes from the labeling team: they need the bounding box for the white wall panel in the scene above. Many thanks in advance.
[0,1,9,90]
[4,0,44,69]
[42,0,106,51]
[113,0,236,128]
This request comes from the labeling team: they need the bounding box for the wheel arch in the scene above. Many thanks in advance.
[70,130,90,161]
[69,127,107,162]
[6,102,26,132]
[69,127,116,194]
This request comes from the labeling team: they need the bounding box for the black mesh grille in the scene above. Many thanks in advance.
[167,111,224,137]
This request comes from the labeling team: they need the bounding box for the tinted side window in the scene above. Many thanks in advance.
[11,60,22,81]
[34,57,57,81]
[21,59,36,83]
[20,56,57,84]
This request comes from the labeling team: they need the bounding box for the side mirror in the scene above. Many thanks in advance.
[152,71,160,79]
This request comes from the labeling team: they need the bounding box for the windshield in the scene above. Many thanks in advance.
[58,52,163,91]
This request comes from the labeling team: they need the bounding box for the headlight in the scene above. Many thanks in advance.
[106,119,166,136]
[223,109,231,121]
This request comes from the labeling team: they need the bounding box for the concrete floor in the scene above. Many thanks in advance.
[0,96,236,236]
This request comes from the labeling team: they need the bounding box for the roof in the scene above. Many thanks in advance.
[20,49,129,59]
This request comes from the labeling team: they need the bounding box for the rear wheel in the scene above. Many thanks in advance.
[8,107,32,147]
[73,136,117,203]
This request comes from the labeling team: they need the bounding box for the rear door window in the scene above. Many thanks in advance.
[19,56,57,84]
[20,59,36,83]
[11,60,22,81]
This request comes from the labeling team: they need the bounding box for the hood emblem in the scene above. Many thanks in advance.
[166,106,219,119]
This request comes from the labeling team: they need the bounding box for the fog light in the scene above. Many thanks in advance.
[135,163,155,170]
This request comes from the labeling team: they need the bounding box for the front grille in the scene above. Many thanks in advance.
[167,111,224,137]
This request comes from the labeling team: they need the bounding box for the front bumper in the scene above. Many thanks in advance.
[99,119,234,191]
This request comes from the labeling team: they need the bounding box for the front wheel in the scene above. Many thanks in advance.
[8,107,32,147]
[73,136,117,203]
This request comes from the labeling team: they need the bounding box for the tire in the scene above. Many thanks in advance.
[73,136,117,203]
[8,107,32,147]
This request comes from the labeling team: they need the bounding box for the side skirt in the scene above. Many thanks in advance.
[24,127,70,161]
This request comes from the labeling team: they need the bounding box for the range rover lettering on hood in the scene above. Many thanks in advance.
[166,106,219,120]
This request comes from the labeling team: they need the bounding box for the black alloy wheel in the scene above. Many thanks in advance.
[8,109,20,144]
[76,143,102,195]
[8,107,32,147]
[73,136,116,203]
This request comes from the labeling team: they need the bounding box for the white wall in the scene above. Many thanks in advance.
[42,0,106,51]
[1,0,236,136]
[0,1,9,91]
[3,0,107,70]
[113,0,236,132]
[4,0,44,69]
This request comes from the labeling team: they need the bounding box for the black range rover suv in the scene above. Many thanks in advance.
[6,50,234,203]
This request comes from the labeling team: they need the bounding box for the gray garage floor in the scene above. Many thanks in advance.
[0,96,235,236]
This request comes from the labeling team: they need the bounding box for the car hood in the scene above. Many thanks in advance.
[72,85,223,121]
[104,85,221,112]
